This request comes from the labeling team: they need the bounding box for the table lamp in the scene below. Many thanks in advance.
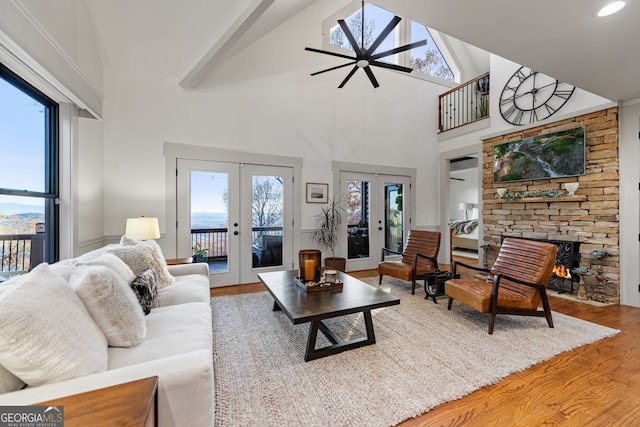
[125,217,160,240]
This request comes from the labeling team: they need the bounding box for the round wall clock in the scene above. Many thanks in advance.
[499,66,575,126]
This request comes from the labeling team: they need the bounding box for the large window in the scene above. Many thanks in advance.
[327,2,456,82]
[0,63,58,280]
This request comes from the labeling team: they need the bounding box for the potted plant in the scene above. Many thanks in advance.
[192,242,209,263]
[312,198,347,271]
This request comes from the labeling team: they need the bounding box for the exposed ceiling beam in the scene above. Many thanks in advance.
[179,0,275,88]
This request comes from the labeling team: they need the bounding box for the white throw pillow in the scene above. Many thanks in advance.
[0,284,25,393]
[69,265,146,348]
[111,237,175,289]
[76,252,136,285]
[0,264,108,387]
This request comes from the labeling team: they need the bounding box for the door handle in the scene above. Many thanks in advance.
[378,227,383,231]
[233,231,239,236]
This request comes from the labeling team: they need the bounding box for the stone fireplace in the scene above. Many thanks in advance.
[482,108,620,303]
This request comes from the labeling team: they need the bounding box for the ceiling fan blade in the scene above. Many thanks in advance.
[365,16,401,55]
[369,40,427,61]
[310,61,357,76]
[338,66,359,88]
[338,20,364,55]
[370,60,413,73]
[305,47,356,61]
[363,66,379,88]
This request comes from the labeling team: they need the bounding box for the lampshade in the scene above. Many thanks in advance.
[125,217,160,240]
[459,202,467,211]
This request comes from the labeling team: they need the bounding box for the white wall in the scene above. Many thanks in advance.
[99,0,457,257]
[77,117,105,253]
[619,100,640,307]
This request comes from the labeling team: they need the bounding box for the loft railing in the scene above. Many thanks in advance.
[190,226,283,259]
[0,233,45,280]
[438,72,490,133]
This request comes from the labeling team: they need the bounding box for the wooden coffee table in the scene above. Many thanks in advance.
[258,270,400,361]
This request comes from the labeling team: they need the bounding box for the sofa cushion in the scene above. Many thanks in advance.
[69,265,146,348]
[131,268,158,315]
[0,264,108,387]
[156,274,210,307]
[110,237,174,288]
[107,302,212,369]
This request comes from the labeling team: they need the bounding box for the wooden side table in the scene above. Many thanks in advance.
[37,376,158,427]
[166,257,193,265]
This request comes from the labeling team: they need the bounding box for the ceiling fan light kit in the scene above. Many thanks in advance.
[305,1,426,88]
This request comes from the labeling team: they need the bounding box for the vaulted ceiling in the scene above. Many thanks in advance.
[86,0,640,101]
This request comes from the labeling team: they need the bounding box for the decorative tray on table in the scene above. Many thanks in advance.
[293,276,343,293]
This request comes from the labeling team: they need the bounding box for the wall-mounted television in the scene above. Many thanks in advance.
[493,127,585,183]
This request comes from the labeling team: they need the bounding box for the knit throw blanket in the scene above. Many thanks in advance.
[448,219,478,235]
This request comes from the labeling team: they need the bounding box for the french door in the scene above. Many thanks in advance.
[177,159,293,287]
[340,172,411,271]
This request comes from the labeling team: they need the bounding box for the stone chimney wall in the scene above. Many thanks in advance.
[482,107,619,303]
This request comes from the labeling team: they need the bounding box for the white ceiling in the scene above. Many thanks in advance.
[86,0,639,101]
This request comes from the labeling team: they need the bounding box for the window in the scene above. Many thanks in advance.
[330,3,397,64]
[0,63,58,280]
[326,2,457,82]
[408,22,454,81]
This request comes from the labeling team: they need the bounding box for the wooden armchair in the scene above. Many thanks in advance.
[378,230,440,295]
[445,237,557,334]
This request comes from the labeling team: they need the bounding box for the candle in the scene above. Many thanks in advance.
[304,259,315,281]
[325,269,337,283]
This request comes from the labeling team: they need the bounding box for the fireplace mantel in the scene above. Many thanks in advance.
[500,196,587,203]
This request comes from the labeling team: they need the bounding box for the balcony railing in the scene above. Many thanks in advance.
[190,226,283,259]
[0,233,45,280]
[439,72,490,132]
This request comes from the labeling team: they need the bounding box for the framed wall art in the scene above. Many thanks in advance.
[306,183,328,203]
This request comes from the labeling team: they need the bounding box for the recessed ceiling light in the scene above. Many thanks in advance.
[596,1,626,17]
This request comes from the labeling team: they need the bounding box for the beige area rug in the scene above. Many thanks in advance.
[210,277,619,427]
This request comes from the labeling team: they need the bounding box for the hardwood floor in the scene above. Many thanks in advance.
[211,267,640,426]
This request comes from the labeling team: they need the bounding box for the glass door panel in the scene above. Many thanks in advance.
[177,159,239,287]
[250,174,284,268]
[190,171,229,272]
[240,164,293,282]
[385,183,404,253]
[346,179,370,260]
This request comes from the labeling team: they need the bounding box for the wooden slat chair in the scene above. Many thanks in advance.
[445,237,557,334]
[378,230,440,295]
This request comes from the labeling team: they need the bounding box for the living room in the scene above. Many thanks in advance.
[1,0,640,425]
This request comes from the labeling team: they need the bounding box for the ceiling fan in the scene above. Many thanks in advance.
[305,1,427,88]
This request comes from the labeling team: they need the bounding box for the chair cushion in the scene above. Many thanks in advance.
[445,278,541,313]
[379,260,435,280]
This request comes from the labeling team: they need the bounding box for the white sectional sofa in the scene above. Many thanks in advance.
[0,241,214,427]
